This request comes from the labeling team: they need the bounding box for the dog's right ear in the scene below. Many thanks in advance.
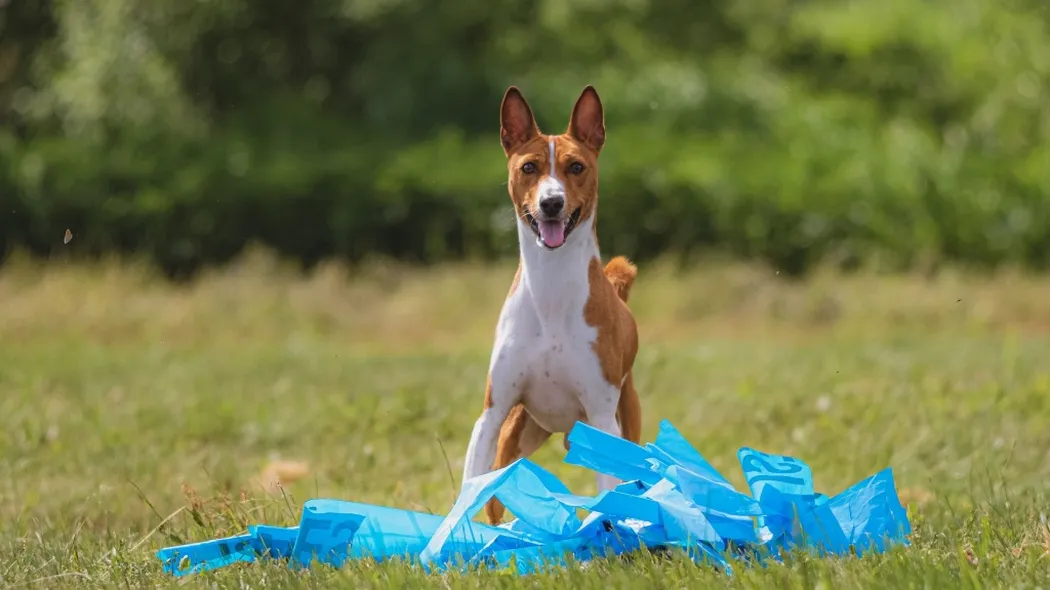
[500,86,540,156]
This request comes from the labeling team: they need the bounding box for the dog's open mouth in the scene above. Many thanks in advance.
[524,207,582,250]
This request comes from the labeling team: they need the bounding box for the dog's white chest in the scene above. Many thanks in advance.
[491,269,606,434]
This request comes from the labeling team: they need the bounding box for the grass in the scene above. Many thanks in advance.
[3,247,1050,588]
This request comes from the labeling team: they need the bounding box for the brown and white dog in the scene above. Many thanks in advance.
[461,85,643,525]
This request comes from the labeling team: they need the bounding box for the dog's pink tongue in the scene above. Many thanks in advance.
[538,220,566,248]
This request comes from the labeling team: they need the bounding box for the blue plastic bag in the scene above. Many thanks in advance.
[156,418,911,577]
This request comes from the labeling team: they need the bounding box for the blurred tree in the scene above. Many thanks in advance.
[1,0,1048,276]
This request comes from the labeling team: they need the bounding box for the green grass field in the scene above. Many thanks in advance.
[3,249,1050,588]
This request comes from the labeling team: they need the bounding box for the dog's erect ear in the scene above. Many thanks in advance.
[500,86,540,156]
[567,85,605,153]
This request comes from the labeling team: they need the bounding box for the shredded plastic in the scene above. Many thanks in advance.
[156,420,911,576]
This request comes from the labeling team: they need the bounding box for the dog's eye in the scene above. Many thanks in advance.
[521,162,537,174]
[569,162,585,175]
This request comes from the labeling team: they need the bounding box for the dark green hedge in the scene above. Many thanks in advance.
[2,0,1048,277]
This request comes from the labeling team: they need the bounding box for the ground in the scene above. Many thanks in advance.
[2,248,1050,588]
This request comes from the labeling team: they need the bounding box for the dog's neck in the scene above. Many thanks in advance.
[516,215,599,325]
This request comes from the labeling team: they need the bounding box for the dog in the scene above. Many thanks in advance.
[461,85,643,525]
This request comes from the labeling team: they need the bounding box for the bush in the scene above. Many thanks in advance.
[1,0,1048,277]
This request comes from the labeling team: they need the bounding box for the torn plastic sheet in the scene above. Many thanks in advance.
[156,420,910,577]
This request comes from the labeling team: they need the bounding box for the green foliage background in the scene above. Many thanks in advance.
[2,0,1049,276]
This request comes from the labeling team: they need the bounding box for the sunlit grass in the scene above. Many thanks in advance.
[2,248,1049,588]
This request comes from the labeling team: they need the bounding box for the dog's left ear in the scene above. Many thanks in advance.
[567,85,605,153]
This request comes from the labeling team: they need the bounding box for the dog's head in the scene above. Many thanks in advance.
[500,86,605,251]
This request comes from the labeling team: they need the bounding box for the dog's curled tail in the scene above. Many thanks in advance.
[603,256,637,303]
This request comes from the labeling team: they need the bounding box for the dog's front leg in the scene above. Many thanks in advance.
[462,369,520,486]
[583,386,625,493]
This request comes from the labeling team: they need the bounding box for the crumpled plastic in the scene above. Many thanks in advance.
[156,420,911,577]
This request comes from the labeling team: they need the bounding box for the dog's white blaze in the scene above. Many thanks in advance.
[461,212,624,494]
[548,139,560,181]
[534,139,565,205]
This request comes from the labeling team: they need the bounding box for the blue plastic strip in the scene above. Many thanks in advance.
[155,419,912,577]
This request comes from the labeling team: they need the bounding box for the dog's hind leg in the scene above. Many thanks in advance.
[617,372,642,444]
[483,404,552,524]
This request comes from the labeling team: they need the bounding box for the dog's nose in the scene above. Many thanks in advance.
[539,196,564,217]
